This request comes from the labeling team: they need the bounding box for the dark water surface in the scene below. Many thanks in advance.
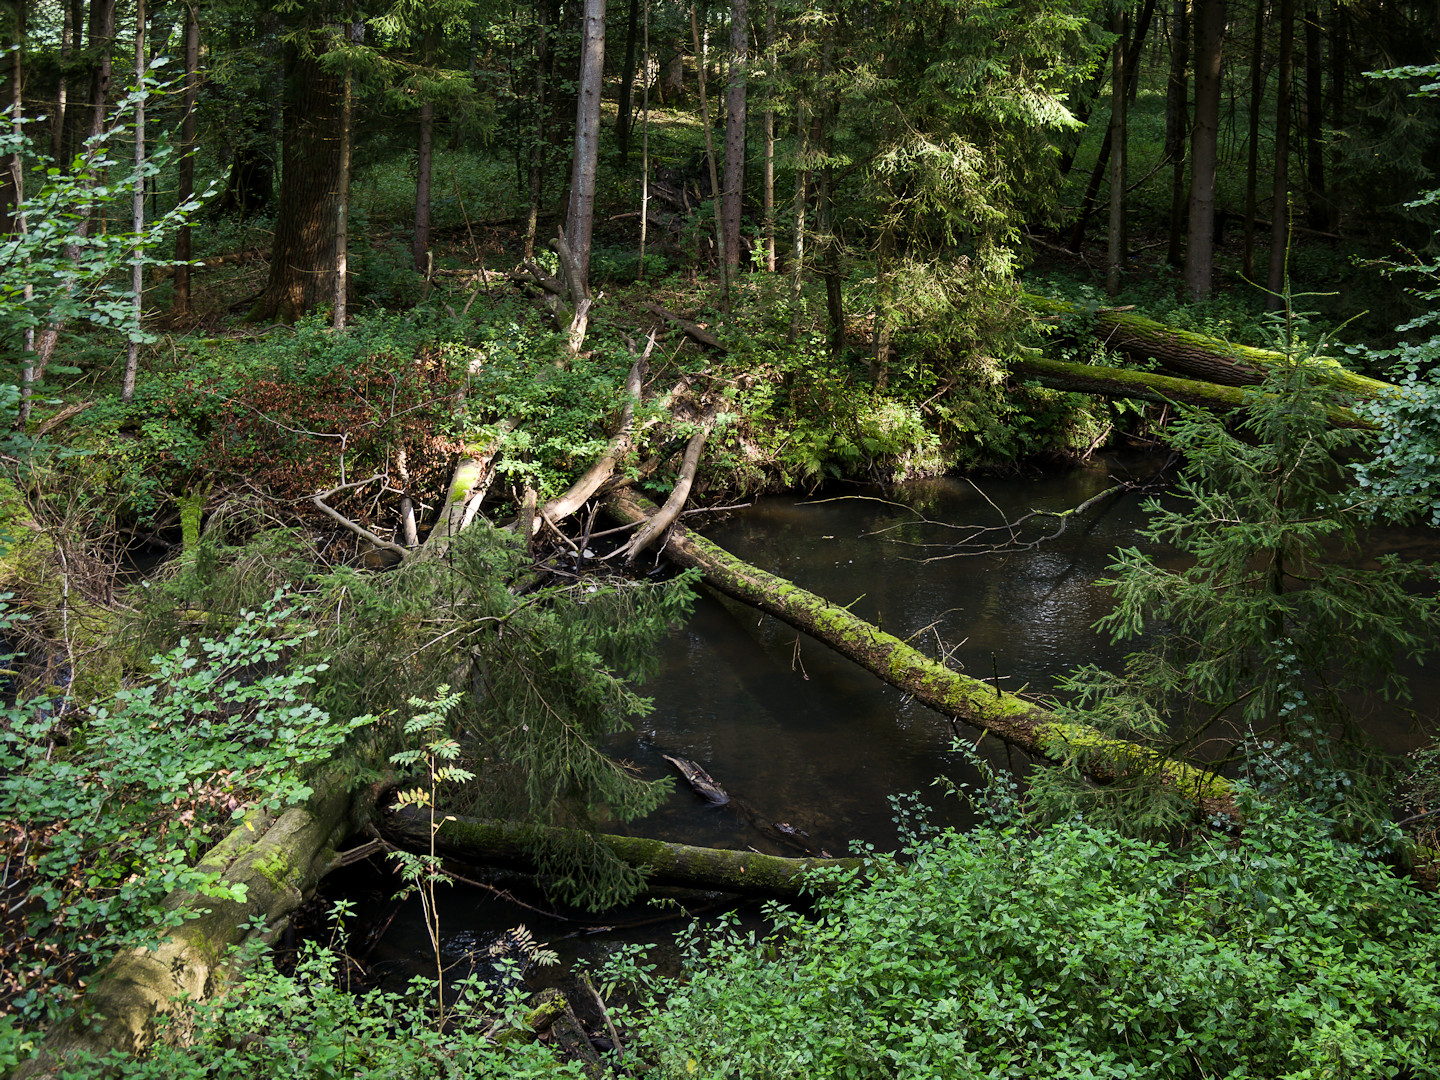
[341,449,1439,987]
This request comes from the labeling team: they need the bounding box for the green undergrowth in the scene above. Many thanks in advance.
[616,794,1440,1079]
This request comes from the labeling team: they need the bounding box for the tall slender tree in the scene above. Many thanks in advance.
[1183,0,1225,300]
[122,0,146,401]
[171,1,200,315]
[721,0,747,270]
[1266,0,1294,307]
[563,0,605,287]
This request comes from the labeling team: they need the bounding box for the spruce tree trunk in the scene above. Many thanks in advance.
[762,3,775,272]
[121,0,145,402]
[335,23,351,329]
[1164,0,1189,265]
[0,0,22,240]
[564,0,606,288]
[1302,0,1324,228]
[1183,0,1225,300]
[524,0,548,262]
[1265,0,1293,308]
[617,0,639,163]
[691,1,729,308]
[253,38,343,323]
[413,98,434,273]
[172,2,199,315]
[1242,0,1267,280]
[721,0,747,270]
[51,0,71,161]
[1106,3,1128,296]
[87,0,115,142]
[787,103,807,344]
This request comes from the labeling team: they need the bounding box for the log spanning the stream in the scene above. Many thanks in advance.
[604,488,1235,818]
[382,807,863,895]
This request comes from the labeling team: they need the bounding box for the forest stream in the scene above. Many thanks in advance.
[328,449,1439,996]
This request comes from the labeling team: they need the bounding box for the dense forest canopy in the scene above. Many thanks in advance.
[0,0,1439,1075]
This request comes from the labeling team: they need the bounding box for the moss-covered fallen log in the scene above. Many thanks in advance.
[604,488,1234,818]
[382,807,864,895]
[1011,353,1372,429]
[1024,292,1395,397]
[19,777,366,1076]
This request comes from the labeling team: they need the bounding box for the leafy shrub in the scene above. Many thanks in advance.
[625,800,1440,1079]
[0,594,373,1024]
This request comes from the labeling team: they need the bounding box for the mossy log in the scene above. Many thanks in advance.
[604,488,1235,818]
[1024,292,1395,397]
[1011,353,1372,429]
[382,807,864,895]
[20,778,365,1076]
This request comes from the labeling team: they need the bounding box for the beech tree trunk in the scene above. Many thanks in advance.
[564,0,605,288]
[252,37,343,323]
[721,0,747,270]
[603,488,1236,817]
[1265,0,1294,308]
[1183,0,1224,300]
[171,2,200,315]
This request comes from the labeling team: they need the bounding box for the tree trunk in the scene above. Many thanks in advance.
[564,0,605,288]
[0,0,23,240]
[171,2,199,315]
[19,779,366,1074]
[524,0,548,262]
[121,0,145,402]
[1302,0,1324,229]
[1010,353,1369,428]
[1242,0,1266,280]
[1068,0,1155,252]
[87,0,116,143]
[616,0,639,163]
[787,102,807,344]
[761,3,775,272]
[638,0,650,276]
[721,0,747,270]
[1183,0,1224,300]
[335,9,354,328]
[691,2,730,310]
[602,488,1236,816]
[413,74,433,274]
[1107,3,1128,296]
[51,0,72,161]
[1265,0,1293,308]
[1164,0,1189,265]
[383,808,864,896]
[1024,292,1394,396]
[252,37,343,323]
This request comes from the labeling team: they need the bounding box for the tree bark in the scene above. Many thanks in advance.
[413,98,433,273]
[252,33,343,323]
[1301,0,1324,229]
[1242,0,1267,280]
[1010,353,1369,429]
[171,2,200,315]
[1024,292,1394,396]
[335,8,354,329]
[1107,3,1129,296]
[0,0,23,240]
[721,0,747,270]
[20,778,366,1075]
[383,808,864,896]
[1265,0,1294,308]
[616,0,640,163]
[51,0,72,161]
[787,101,808,344]
[761,3,775,272]
[1165,0,1189,265]
[603,488,1236,817]
[564,0,605,287]
[87,0,116,143]
[1183,0,1224,300]
[524,0,549,262]
[691,2,730,309]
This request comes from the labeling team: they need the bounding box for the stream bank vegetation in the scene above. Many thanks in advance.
[1,1,1438,1073]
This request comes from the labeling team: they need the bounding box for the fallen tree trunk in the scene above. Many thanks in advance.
[20,776,368,1075]
[604,488,1234,818]
[382,807,863,895]
[1024,292,1394,397]
[1011,353,1372,429]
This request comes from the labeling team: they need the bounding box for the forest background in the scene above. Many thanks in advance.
[0,0,1439,1075]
